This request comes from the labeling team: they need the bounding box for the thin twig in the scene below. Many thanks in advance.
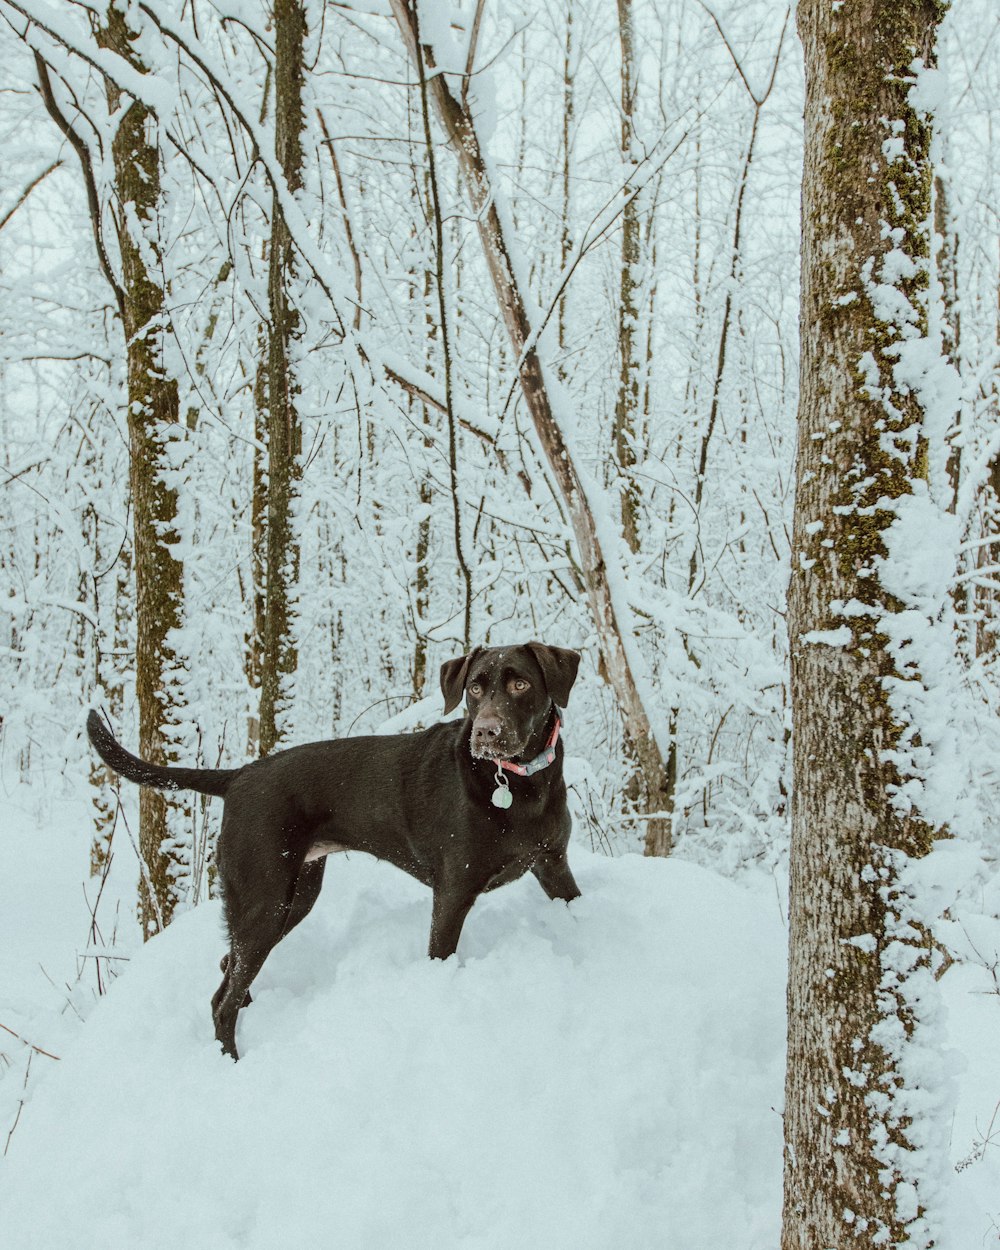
[0,1022,60,1062]
[317,108,364,331]
[0,158,64,232]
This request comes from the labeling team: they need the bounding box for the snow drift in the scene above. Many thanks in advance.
[0,851,787,1249]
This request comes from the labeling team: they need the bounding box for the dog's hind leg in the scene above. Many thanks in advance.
[212,901,294,1060]
[279,859,326,941]
[214,953,252,1010]
[212,820,307,1059]
[212,860,326,1057]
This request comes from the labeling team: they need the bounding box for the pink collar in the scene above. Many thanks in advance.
[497,711,562,777]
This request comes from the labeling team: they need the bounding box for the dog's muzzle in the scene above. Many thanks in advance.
[470,715,519,760]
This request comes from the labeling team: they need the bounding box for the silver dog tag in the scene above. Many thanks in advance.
[491,784,513,809]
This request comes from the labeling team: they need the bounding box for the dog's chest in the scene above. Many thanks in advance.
[473,805,559,890]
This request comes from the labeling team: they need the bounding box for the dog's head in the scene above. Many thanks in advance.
[439,642,581,762]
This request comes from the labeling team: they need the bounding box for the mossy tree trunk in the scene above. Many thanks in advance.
[782,3,945,1248]
[99,4,186,937]
[258,0,307,756]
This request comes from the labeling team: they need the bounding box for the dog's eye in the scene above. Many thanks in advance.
[468,681,483,697]
[510,678,529,694]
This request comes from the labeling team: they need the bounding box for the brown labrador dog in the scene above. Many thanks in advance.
[87,642,582,1059]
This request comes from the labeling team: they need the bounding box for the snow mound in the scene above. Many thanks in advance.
[0,851,786,1250]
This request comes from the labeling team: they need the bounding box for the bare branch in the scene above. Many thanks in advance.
[32,53,125,318]
[317,108,364,332]
[698,3,790,106]
[0,1022,60,1062]
[0,158,63,233]
[461,0,486,107]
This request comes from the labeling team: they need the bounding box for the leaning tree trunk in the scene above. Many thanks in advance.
[258,0,307,756]
[390,0,674,854]
[98,5,187,936]
[782,3,946,1248]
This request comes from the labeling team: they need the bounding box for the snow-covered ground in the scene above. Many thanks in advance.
[1,781,998,1249]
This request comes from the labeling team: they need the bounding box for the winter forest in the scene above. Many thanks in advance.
[1,0,999,1246]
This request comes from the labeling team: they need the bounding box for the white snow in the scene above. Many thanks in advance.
[2,776,999,1247]
[0,784,791,1250]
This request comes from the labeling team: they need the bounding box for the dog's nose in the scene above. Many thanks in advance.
[472,716,502,743]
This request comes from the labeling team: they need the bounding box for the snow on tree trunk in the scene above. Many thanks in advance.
[258,0,306,756]
[615,0,642,557]
[99,3,187,936]
[782,3,948,1247]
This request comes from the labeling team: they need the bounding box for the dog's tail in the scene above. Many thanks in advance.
[87,710,236,798]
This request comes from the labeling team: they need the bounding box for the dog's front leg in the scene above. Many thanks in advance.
[531,850,581,903]
[428,881,479,960]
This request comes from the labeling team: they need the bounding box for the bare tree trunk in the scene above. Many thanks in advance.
[391,0,674,853]
[96,5,186,936]
[557,0,575,368]
[413,207,436,696]
[615,0,642,556]
[782,4,945,1247]
[414,35,472,650]
[258,0,306,756]
[247,332,268,754]
[975,431,1000,658]
[89,530,131,878]
[935,173,961,508]
[614,0,657,827]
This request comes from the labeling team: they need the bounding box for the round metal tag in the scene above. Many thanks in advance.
[491,785,513,810]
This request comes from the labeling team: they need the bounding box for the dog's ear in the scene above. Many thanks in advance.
[525,643,581,708]
[440,647,482,714]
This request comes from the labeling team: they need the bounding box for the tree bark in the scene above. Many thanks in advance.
[615,0,642,556]
[390,0,674,853]
[258,0,307,756]
[782,4,945,1247]
[98,4,186,936]
[934,174,961,510]
[557,1,575,367]
[246,327,268,755]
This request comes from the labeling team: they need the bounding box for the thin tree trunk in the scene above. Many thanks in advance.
[782,4,945,1247]
[414,32,472,650]
[391,0,673,853]
[413,196,436,696]
[89,529,131,877]
[247,330,268,755]
[615,0,642,555]
[98,4,186,936]
[935,173,961,508]
[558,0,575,367]
[245,75,272,756]
[615,0,658,826]
[259,0,307,756]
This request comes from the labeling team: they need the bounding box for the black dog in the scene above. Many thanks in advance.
[87,642,582,1059]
